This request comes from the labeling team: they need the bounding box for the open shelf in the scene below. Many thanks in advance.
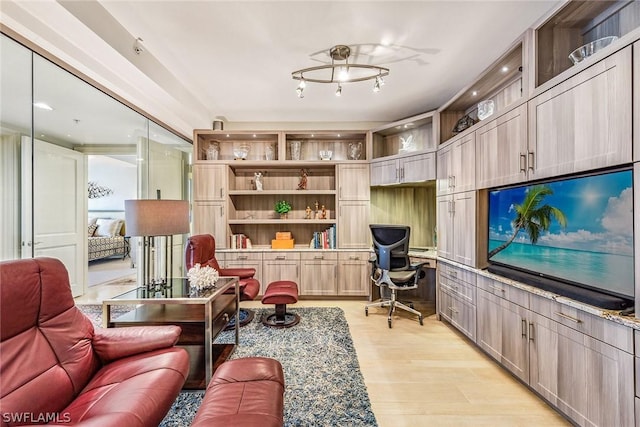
[371,111,435,159]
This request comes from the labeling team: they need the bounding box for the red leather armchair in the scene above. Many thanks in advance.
[0,258,190,427]
[185,234,260,301]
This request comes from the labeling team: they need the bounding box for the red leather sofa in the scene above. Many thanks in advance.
[185,234,260,301]
[0,257,190,427]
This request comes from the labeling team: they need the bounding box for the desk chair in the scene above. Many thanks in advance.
[366,224,426,328]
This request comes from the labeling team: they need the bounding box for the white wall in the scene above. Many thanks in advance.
[87,155,136,212]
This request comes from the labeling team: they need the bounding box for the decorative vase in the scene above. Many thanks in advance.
[280,212,288,220]
[348,142,362,160]
[290,140,301,161]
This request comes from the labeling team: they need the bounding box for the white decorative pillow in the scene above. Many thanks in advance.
[95,219,123,237]
[88,217,98,226]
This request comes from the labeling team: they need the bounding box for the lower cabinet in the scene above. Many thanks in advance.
[337,251,370,296]
[223,251,264,293]
[261,252,300,289]
[193,201,227,248]
[475,275,635,427]
[437,261,476,341]
[300,252,338,296]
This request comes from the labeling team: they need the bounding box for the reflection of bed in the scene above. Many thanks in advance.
[88,218,128,262]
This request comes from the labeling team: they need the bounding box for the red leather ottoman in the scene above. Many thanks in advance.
[261,280,300,327]
[191,357,285,427]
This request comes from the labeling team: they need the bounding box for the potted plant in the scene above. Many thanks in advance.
[275,200,292,219]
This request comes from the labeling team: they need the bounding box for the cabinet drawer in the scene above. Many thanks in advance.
[225,252,263,262]
[477,275,529,308]
[301,251,338,261]
[338,251,370,262]
[530,294,633,353]
[439,262,476,287]
[440,272,475,305]
[263,251,301,261]
[439,289,476,341]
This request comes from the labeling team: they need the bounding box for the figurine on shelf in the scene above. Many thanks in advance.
[305,206,312,219]
[254,172,263,191]
[314,200,320,219]
[297,169,308,190]
[321,205,327,219]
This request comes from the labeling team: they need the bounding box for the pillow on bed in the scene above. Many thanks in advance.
[88,223,98,237]
[95,219,123,237]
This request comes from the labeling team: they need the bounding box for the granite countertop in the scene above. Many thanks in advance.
[407,247,437,259]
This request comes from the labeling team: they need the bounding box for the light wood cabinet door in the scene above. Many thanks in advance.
[193,201,227,248]
[635,41,640,162]
[528,46,632,181]
[436,195,454,262]
[476,289,529,383]
[452,191,476,267]
[338,201,370,249]
[224,252,264,293]
[337,252,370,296]
[261,252,300,287]
[300,252,338,296]
[439,288,476,341]
[451,132,476,193]
[529,311,635,427]
[370,158,398,186]
[338,164,370,200]
[401,152,436,183]
[193,164,227,201]
[436,143,454,195]
[476,103,528,189]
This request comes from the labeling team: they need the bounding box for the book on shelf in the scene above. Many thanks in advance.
[230,233,251,249]
[311,225,336,249]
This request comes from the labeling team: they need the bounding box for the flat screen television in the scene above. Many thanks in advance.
[487,168,634,310]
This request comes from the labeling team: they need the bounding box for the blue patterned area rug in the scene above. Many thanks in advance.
[161,307,378,427]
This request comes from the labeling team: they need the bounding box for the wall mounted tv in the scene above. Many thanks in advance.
[487,168,634,310]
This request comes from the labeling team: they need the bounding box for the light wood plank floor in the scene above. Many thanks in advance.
[77,287,570,426]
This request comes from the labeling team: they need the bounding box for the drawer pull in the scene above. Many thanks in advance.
[238,256,248,260]
[555,311,582,323]
[521,318,527,338]
[519,153,526,172]
[528,322,535,342]
[349,256,360,260]
[275,256,286,260]
[314,255,324,260]
[489,285,505,293]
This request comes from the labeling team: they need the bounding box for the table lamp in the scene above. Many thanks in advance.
[125,199,190,289]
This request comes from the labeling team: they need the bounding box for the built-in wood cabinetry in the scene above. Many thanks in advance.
[370,152,435,186]
[475,103,528,189]
[437,191,476,267]
[528,46,632,181]
[474,274,635,427]
[261,251,300,289]
[438,261,476,341]
[436,132,475,196]
[337,164,370,249]
[634,41,640,162]
[300,251,338,296]
[337,252,370,296]
[223,251,264,292]
[193,164,228,246]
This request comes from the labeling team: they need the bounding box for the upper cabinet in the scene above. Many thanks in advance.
[528,46,632,181]
[195,131,280,162]
[534,0,640,88]
[436,132,475,196]
[438,41,526,145]
[370,111,437,186]
[284,131,368,162]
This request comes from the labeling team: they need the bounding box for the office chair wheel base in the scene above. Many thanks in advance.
[388,318,392,328]
[365,307,369,316]
[419,315,424,326]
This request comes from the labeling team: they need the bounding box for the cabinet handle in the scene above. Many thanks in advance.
[554,311,582,323]
[450,200,455,214]
[314,255,323,260]
[238,255,248,260]
[396,168,399,179]
[528,322,534,342]
[220,188,223,198]
[296,265,299,276]
[488,285,505,293]
[519,153,526,172]
[521,318,527,338]
[334,265,337,278]
[451,175,456,188]
[528,151,535,171]
[401,167,405,180]
[340,187,343,198]
[275,256,285,260]
[448,175,453,188]
[220,206,224,217]
[349,256,359,260]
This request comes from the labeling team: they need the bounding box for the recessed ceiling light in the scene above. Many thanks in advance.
[34,102,53,111]
[501,66,509,73]
[472,91,478,96]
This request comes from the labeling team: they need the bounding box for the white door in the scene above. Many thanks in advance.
[22,138,87,296]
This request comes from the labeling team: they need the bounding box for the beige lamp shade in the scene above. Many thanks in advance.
[125,199,190,237]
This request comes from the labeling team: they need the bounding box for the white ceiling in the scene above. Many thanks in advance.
[1,0,561,139]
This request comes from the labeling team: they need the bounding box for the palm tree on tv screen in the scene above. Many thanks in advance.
[488,185,567,259]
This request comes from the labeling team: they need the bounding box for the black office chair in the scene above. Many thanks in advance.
[366,224,426,328]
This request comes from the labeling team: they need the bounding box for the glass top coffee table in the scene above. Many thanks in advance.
[103,277,239,389]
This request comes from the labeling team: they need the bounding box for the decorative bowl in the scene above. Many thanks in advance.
[569,36,618,65]
[233,143,250,160]
[477,99,495,121]
[319,150,332,160]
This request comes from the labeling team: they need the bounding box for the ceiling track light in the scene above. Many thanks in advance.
[292,44,389,98]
